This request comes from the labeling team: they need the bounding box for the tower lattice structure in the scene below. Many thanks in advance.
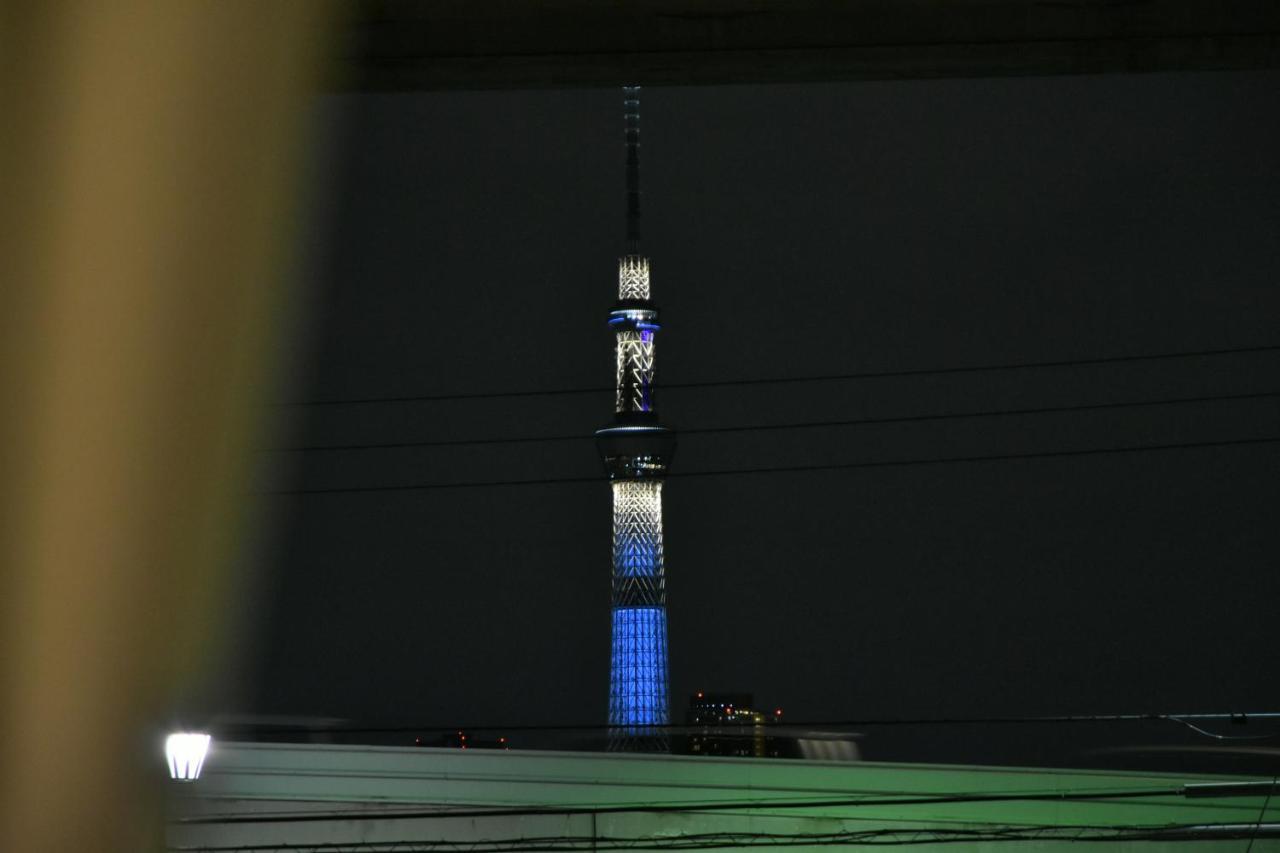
[595,86,675,752]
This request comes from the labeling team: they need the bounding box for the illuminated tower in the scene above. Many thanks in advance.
[595,86,675,752]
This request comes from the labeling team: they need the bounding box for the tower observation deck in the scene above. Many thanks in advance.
[595,86,675,752]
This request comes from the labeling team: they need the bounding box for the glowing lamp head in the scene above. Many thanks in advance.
[165,732,211,781]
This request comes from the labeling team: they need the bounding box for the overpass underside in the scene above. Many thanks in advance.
[332,0,1280,90]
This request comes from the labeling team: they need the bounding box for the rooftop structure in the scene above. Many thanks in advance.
[167,741,1279,850]
[684,692,785,758]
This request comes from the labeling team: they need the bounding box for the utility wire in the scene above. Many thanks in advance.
[264,390,1280,453]
[164,822,1280,851]
[176,785,1190,824]
[258,435,1280,495]
[162,819,1280,845]
[1245,777,1277,853]
[177,785,1280,829]
[281,344,1280,407]
[212,711,1280,738]
[1169,716,1280,742]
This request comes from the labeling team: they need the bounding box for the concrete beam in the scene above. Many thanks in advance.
[330,0,1280,90]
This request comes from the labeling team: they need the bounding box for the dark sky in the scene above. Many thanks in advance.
[216,71,1279,768]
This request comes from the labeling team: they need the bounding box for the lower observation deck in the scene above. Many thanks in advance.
[596,419,676,480]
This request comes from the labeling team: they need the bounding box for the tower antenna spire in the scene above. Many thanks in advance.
[624,85,641,253]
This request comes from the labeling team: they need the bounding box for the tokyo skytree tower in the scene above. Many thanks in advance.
[595,86,676,752]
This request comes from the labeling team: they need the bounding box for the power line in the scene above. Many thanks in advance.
[264,390,1280,453]
[1244,777,1277,853]
[176,784,1189,825]
[177,783,1280,831]
[258,435,1280,495]
[210,711,1280,738]
[280,344,1280,407]
[1170,717,1280,742]
[164,820,1280,850]
[165,822,1280,851]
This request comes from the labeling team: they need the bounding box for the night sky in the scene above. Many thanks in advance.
[213,71,1279,769]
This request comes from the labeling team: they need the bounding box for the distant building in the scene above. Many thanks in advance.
[415,730,510,750]
[681,693,862,760]
[682,692,790,758]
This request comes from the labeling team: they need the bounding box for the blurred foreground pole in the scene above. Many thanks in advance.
[0,4,331,850]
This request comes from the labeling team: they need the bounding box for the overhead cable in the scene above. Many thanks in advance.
[176,785,1187,824]
[210,710,1280,738]
[281,344,1280,407]
[167,821,1280,850]
[259,435,1280,495]
[264,390,1280,453]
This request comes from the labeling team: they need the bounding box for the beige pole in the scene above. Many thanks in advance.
[0,4,332,850]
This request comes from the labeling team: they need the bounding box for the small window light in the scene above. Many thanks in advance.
[166,732,211,781]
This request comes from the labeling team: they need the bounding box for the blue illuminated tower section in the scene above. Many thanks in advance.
[596,86,675,752]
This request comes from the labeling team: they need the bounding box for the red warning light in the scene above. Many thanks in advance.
[775,709,783,716]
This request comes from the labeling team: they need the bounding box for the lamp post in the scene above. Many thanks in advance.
[165,732,211,781]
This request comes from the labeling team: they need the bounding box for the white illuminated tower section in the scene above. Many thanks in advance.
[595,86,675,752]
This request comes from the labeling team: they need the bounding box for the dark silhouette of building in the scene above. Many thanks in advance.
[415,731,510,750]
[681,693,863,760]
[682,692,789,758]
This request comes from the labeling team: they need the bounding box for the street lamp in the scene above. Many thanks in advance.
[165,732,211,781]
